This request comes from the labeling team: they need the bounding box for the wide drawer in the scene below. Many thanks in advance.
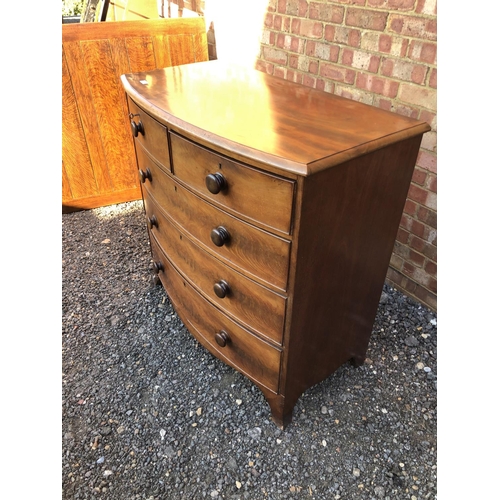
[137,145,291,292]
[150,238,282,393]
[170,132,295,235]
[128,98,170,171]
[144,191,286,344]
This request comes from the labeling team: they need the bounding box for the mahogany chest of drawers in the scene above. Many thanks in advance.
[121,60,430,429]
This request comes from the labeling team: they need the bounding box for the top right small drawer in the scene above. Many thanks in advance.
[170,132,296,236]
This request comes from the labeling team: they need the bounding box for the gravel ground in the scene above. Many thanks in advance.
[62,201,437,500]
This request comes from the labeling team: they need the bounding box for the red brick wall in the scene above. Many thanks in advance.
[256,0,437,311]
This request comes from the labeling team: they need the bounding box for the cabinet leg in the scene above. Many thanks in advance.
[350,355,366,368]
[264,393,296,430]
[270,407,293,430]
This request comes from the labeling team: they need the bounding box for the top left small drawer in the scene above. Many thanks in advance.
[128,98,170,171]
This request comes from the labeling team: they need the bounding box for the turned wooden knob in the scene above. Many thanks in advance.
[213,280,230,298]
[139,168,152,183]
[153,261,163,274]
[148,215,158,229]
[215,331,230,347]
[205,172,227,194]
[210,226,230,247]
[130,119,144,137]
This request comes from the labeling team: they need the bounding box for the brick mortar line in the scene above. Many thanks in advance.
[260,43,436,76]
[266,60,437,94]
[348,6,437,18]
[278,5,438,22]
[261,37,437,78]
[406,195,437,213]
[263,23,437,49]
[386,270,437,309]
[258,56,436,113]
[404,209,437,230]
[317,61,435,85]
[262,29,437,61]
[399,236,437,261]
[396,240,435,266]
[399,228,437,259]
[403,212,437,228]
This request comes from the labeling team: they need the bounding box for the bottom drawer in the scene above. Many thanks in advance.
[150,238,282,393]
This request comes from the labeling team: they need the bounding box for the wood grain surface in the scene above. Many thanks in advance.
[169,132,295,235]
[121,60,431,176]
[150,237,282,394]
[62,18,208,212]
[137,145,291,292]
[144,191,287,344]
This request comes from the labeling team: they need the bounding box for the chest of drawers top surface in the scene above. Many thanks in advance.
[121,60,430,176]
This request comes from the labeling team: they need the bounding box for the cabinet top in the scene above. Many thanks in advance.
[121,60,430,176]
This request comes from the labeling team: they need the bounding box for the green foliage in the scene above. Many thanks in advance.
[62,0,85,16]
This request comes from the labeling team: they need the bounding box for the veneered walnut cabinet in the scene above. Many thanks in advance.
[121,60,430,428]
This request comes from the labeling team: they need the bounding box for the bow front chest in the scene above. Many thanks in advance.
[121,60,430,428]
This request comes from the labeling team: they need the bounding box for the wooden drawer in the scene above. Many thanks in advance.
[170,132,295,235]
[137,145,291,292]
[129,99,170,170]
[150,238,282,393]
[144,191,286,344]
